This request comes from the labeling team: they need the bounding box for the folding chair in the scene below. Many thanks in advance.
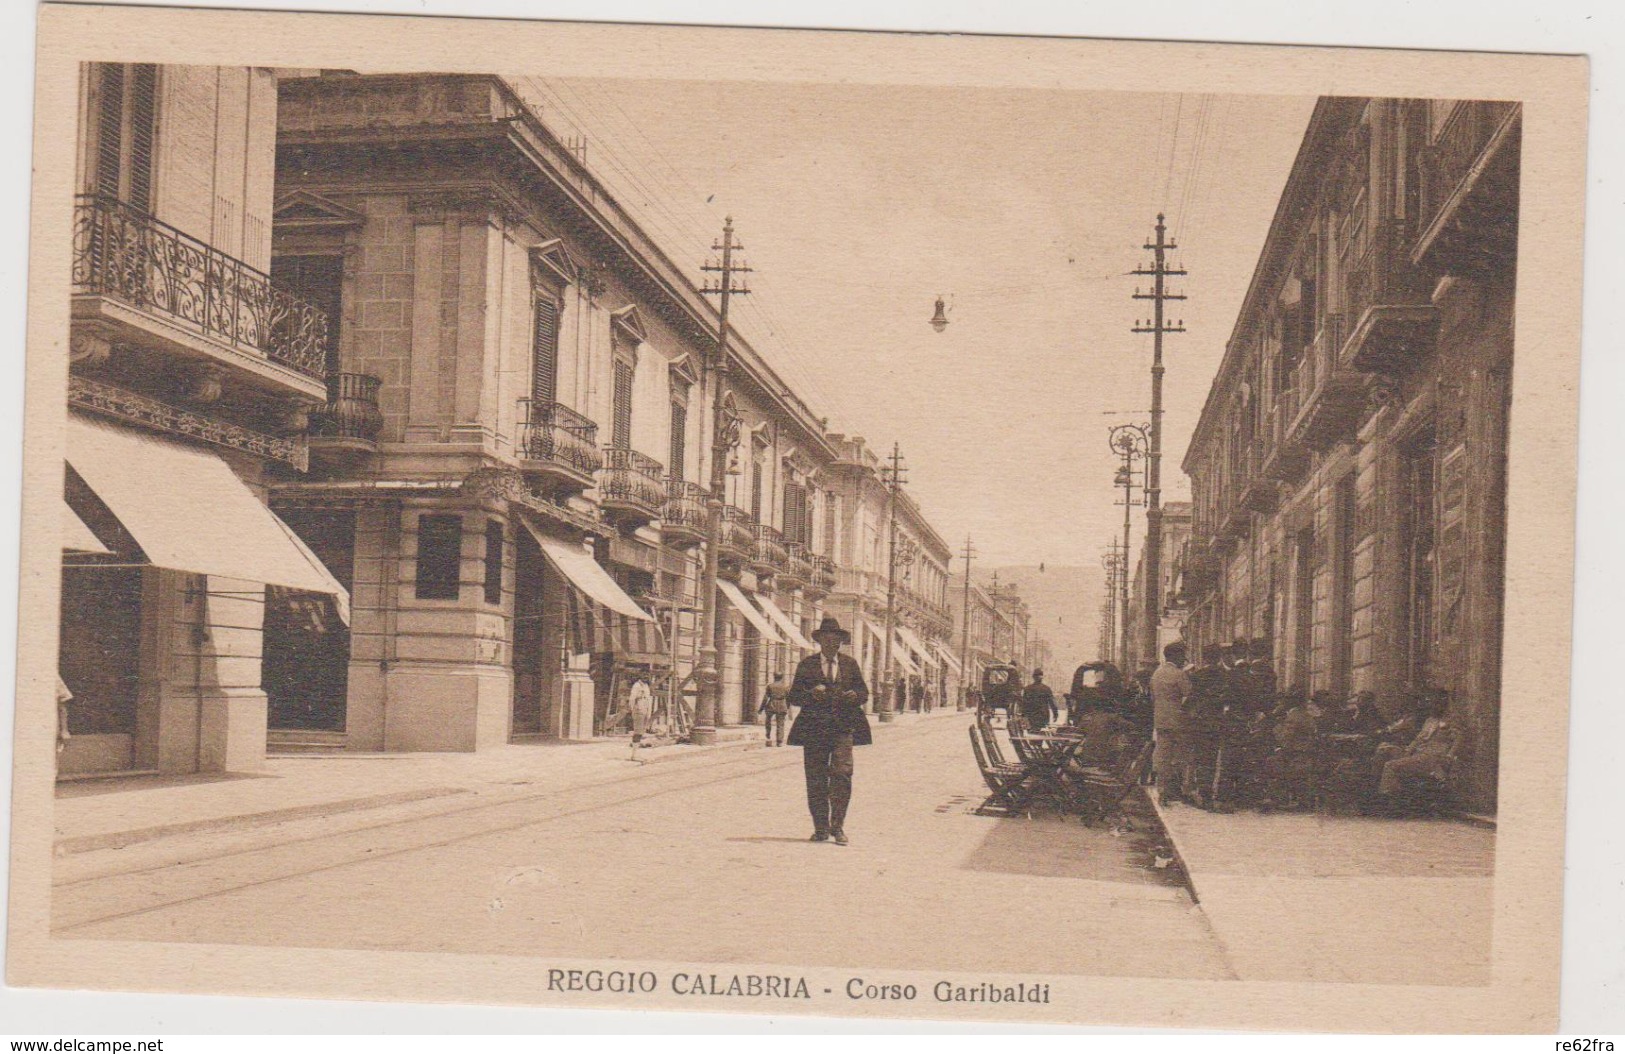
[969,723,1045,817]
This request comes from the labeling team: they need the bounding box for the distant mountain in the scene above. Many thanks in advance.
[981,564,1109,675]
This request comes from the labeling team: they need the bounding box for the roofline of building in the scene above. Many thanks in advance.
[1181,96,1365,471]
[278,72,836,460]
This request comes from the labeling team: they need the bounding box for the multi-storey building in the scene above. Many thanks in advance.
[263,71,854,750]
[56,66,959,770]
[823,435,955,712]
[1177,96,1518,810]
[59,64,344,777]
[1126,500,1192,669]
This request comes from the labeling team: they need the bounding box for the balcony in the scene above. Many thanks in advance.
[598,447,665,528]
[1176,537,1220,604]
[1337,228,1438,376]
[779,542,812,589]
[1236,445,1279,514]
[517,400,601,495]
[807,553,837,597]
[1283,316,1367,454]
[308,372,384,465]
[719,506,754,566]
[750,523,788,580]
[71,194,328,399]
[660,478,708,549]
[1413,101,1521,280]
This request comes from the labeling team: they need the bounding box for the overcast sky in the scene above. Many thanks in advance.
[516,78,1316,570]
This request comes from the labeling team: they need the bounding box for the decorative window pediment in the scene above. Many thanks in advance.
[667,352,700,389]
[610,304,649,347]
[273,191,365,231]
[529,238,579,290]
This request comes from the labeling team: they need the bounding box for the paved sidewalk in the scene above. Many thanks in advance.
[52,707,965,851]
[1148,795,1495,986]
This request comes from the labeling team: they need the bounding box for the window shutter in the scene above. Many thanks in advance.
[611,358,634,448]
[668,400,686,481]
[749,461,762,520]
[127,65,158,212]
[95,64,125,199]
[531,297,559,410]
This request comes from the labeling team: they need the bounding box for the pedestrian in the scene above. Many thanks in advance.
[1020,668,1057,730]
[758,673,791,747]
[1151,640,1194,807]
[786,616,872,846]
[628,676,653,741]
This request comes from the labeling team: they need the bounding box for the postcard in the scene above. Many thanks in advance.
[7,2,1589,1032]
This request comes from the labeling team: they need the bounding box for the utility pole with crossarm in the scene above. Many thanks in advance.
[1132,214,1186,670]
[692,217,751,745]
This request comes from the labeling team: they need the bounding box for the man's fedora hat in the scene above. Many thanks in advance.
[810,616,851,644]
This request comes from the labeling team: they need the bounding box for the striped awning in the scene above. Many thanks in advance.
[526,518,665,658]
[895,625,935,669]
[754,594,816,651]
[890,635,922,677]
[717,579,786,644]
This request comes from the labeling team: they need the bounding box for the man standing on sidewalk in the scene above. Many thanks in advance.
[787,617,871,846]
[1152,641,1194,807]
[759,673,791,747]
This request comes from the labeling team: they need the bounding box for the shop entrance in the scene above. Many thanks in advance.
[263,508,354,732]
[58,564,144,775]
[512,525,556,738]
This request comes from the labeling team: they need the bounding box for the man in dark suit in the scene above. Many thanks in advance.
[787,616,872,845]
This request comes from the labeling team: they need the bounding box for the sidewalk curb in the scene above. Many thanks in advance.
[1143,788,1203,905]
[54,785,473,857]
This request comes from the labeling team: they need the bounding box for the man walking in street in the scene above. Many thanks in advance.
[1151,641,1194,807]
[787,616,872,846]
[1020,668,1058,730]
[759,673,791,747]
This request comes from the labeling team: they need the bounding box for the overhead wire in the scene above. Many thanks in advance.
[513,75,864,435]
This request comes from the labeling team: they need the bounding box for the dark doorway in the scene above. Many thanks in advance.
[263,508,354,731]
[512,526,554,737]
[1401,427,1439,691]
[59,564,144,772]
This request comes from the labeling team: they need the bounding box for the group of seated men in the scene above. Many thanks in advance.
[1150,639,1466,815]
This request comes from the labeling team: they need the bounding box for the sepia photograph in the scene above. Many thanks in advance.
[3,1,1601,1035]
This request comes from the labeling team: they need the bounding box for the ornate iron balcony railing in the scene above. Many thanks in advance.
[518,400,603,475]
[720,506,754,556]
[810,554,838,593]
[72,194,329,380]
[781,542,812,587]
[599,447,665,512]
[661,478,708,533]
[751,522,788,573]
[310,372,384,441]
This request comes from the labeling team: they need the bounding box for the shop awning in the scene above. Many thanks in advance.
[65,416,349,612]
[62,496,110,554]
[754,594,816,651]
[934,642,964,675]
[890,636,922,677]
[526,519,665,657]
[895,625,935,669]
[716,579,786,644]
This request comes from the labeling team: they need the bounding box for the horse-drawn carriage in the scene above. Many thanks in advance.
[1066,661,1126,715]
[976,661,1023,719]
